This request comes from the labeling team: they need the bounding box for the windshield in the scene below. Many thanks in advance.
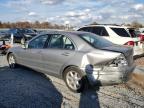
[79,33,113,48]
[21,29,35,34]
[111,27,130,37]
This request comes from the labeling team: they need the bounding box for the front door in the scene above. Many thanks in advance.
[16,35,48,70]
[41,34,76,75]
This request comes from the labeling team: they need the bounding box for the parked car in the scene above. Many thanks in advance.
[124,27,144,46]
[0,29,8,41]
[139,28,144,34]
[134,30,144,42]
[0,28,37,44]
[77,25,144,56]
[7,31,135,92]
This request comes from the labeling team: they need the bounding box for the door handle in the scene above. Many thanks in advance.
[61,52,70,56]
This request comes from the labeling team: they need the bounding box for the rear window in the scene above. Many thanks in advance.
[128,29,137,38]
[78,33,113,48]
[111,28,130,37]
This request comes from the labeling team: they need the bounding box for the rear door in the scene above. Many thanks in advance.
[41,34,76,75]
[110,27,139,45]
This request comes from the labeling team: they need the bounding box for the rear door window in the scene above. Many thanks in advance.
[101,27,109,36]
[49,34,64,49]
[91,27,109,36]
[111,28,130,37]
[91,27,102,35]
[48,34,75,50]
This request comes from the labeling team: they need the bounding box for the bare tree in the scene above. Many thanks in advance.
[131,21,143,28]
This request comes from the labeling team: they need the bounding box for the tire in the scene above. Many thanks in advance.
[8,53,17,68]
[21,37,25,44]
[63,66,86,93]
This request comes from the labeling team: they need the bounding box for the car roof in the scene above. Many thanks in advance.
[39,30,89,36]
[79,24,131,28]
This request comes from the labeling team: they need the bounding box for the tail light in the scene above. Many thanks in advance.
[138,34,144,41]
[124,41,134,46]
[109,54,128,67]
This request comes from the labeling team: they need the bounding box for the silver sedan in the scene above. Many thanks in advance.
[7,31,135,92]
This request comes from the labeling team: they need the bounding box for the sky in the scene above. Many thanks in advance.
[0,0,144,27]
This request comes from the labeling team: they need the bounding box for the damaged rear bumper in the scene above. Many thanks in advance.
[81,64,135,86]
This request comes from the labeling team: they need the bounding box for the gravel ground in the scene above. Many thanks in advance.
[0,55,144,108]
[135,57,144,66]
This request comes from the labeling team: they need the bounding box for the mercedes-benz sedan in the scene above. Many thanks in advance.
[7,31,135,92]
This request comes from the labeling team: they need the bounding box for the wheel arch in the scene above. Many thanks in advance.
[7,52,13,61]
[7,52,17,62]
[61,65,79,79]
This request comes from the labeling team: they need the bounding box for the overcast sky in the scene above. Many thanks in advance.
[0,0,144,26]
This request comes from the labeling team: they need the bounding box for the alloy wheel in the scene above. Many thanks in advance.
[66,70,82,91]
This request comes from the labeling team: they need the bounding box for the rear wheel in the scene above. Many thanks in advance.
[63,66,85,93]
[8,53,17,68]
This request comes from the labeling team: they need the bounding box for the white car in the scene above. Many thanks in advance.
[78,25,144,56]
[139,28,144,34]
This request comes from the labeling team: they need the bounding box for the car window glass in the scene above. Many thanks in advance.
[63,36,75,50]
[82,35,95,43]
[91,27,102,36]
[79,33,113,48]
[128,29,137,38]
[49,34,64,49]
[111,28,130,37]
[101,27,109,36]
[49,34,74,50]
[28,35,48,48]
[78,27,90,32]
[9,29,17,34]
[22,29,35,33]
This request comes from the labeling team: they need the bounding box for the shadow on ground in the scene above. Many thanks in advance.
[79,86,100,108]
[0,65,101,108]
[0,66,63,108]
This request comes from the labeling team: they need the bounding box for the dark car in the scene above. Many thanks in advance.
[1,28,37,44]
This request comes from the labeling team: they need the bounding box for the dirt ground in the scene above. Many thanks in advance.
[0,55,144,108]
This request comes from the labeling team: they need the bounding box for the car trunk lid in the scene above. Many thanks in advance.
[101,45,133,65]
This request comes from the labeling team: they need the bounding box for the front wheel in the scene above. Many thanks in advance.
[63,66,85,93]
[8,53,17,68]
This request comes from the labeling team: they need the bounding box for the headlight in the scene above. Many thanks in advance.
[109,54,128,67]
